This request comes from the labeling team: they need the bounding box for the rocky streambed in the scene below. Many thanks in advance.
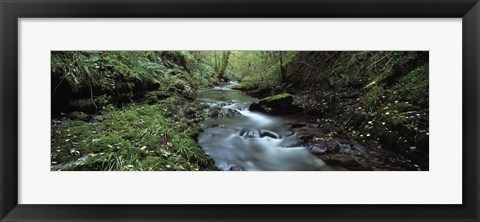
[197,82,419,171]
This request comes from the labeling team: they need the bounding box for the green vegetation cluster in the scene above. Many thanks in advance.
[228,51,297,84]
[51,51,217,114]
[230,51,429,169]
[52,98,217,171]
[51,51,221,171]
[51,50,429,170]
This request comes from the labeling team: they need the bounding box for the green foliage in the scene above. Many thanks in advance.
[360,85,384,111]
[51,51,217,100]
[279,51,429,165]
[52,50,429,170]
[51,99,218,171]
[259,93,292,103]
[391,64,429,107]
[52,51,161,94]
[220,51,297,85]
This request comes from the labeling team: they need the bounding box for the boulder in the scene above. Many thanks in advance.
[68,98,97,114]
[291,123,306,128]
[249,93,304,115]
[259,130,280,139]
[231,82,258,91]
[144,91,171,104]
[249,87,272,98]
[305,144,328,154]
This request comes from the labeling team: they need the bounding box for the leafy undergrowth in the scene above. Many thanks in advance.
[51,51,216,116]
[290,52,429,169]
[236,52,429,169]
[51,97,218,171]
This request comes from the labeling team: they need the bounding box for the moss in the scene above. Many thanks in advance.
[51,99,218,171]
[259,93,292,103]
[144,90,172,104]
[232,81,258,90]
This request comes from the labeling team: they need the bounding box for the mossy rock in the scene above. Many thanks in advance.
[249,87,273,98]
[259,93,292,102]
[232,82,258,91]
[249,93,303,115]
[144,91,172,104]
[133,78,161,92]
[167,80,187,92]
[69,98,98,114]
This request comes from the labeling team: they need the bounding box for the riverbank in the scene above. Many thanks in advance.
[231,89,427,170]
[51,96,219,171]
[232,52,429,170]
[50,51,221,171]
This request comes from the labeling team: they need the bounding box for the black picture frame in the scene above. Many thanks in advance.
[1,0,479,221]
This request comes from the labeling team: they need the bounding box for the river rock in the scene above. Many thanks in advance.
[239,129,260,138]
[260,130,280,139]
[336,142,352,153]
[321,154,373,171]
[249,93,304,115]
[249,87,272,98]
[207,108,221,118]
[306,144,328,154]
[229,166,244,171]
[291,123,306,128]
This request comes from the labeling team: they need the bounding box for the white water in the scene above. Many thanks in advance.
[197,83,328,171]
[236,109,273,127]
[212,81,240,90]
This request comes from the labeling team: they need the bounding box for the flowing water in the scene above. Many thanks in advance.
[197,82,330,171]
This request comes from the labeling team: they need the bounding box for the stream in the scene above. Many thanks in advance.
[196,82,417,171]
[197,81,333,171]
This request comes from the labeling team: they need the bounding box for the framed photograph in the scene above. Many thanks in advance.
[1,0,479,221]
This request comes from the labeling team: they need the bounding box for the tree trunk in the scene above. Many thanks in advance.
[218,51,231,80]
[279,51,287,83]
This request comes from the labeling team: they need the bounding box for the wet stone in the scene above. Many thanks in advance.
[306,144,328,154]
[239,129,260,138]
[283,131,295,137]
[336,143,352,152]
[229,166,244,171]
[291,123,307,128]
[260,130,280,139]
